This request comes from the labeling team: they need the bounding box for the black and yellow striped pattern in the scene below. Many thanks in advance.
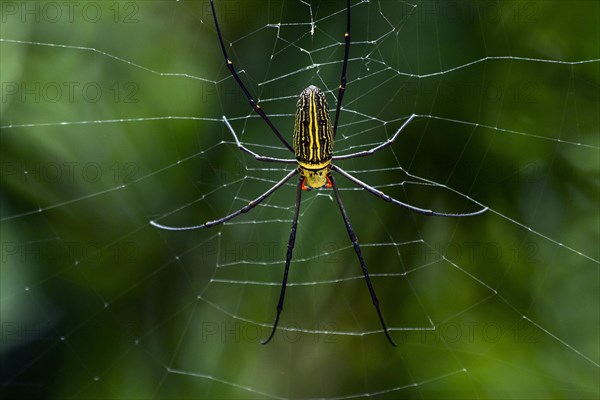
[293,85,334,171]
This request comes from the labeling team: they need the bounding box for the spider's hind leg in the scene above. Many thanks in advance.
[262,177,304,344]
[329,174,397,347]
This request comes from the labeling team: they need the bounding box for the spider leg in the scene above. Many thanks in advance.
[333,114,416,161]
[222,116,297,164]
[150,169,298,230]
[329,174,397,347]
[333,165,488,217]
[333,0,351,138]
[262,178,303,344]
[210,0,294,153]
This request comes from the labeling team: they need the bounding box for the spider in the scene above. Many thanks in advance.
[151,0,487,346]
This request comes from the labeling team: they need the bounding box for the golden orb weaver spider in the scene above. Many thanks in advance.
[151,0,488,346]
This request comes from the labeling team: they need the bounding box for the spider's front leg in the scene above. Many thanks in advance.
[222,116,297,164]
[333,114,417,161]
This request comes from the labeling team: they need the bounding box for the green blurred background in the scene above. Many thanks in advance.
[1,1,598,398]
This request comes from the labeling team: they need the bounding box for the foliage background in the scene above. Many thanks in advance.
[1,1,599,399]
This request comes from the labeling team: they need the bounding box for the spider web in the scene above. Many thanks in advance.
[1,0,599,398]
